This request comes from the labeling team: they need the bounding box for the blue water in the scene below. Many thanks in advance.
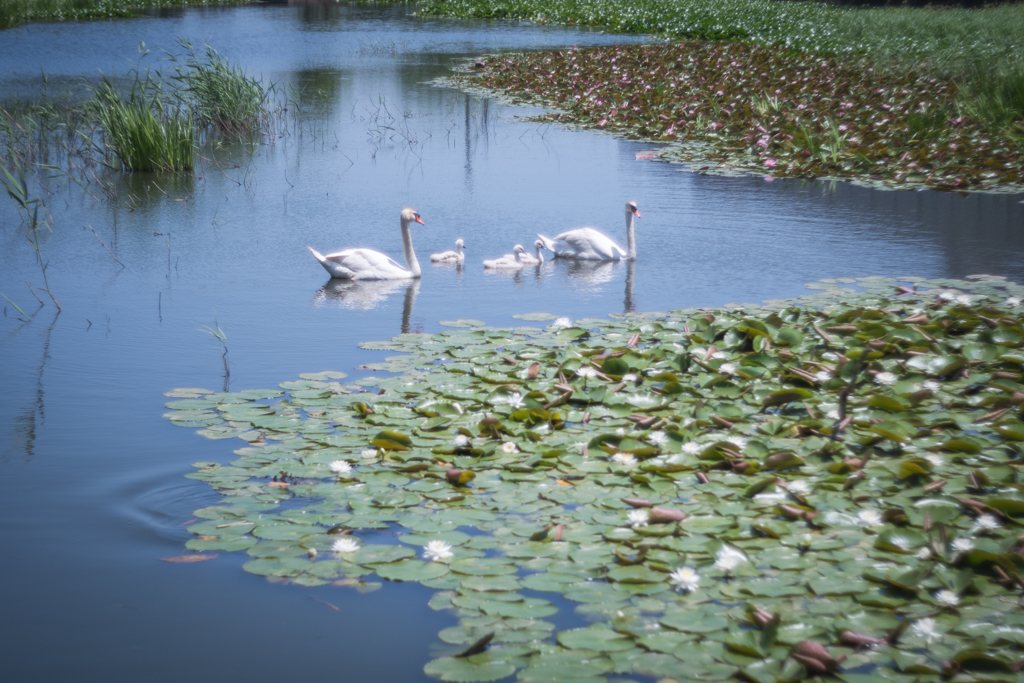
[1,3,1023,681]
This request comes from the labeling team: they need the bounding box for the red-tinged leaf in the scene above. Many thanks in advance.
[160,554,218,563]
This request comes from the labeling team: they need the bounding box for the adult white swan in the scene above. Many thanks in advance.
[431,239,466,264]
[537,201,640,261]
[308,208,425,280]
[484,244,526,270]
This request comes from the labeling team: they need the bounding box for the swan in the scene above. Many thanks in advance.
[308,208,424,280]
[484,244,526,270]
[514,239,545,266]
[499,239,544,265]
[431,239,466,264]
[537,201,640,261]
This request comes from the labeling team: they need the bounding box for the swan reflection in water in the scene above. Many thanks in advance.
[557,259,637,314]
[313,278,420,333]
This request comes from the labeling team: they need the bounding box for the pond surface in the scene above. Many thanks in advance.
[1,3,1023,681]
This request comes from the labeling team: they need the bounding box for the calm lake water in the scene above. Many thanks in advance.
[1,3,1023,681]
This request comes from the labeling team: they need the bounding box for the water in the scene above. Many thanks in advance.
[1,4,1023,680]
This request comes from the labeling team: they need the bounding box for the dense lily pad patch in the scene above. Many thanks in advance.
[166,276,1024,682]
[454,43,1023,192]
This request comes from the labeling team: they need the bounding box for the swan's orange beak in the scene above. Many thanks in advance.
[632,207,641,218]
[415,214,425,225]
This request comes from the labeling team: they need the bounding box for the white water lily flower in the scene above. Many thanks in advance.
[938,290,957,302]
[711,351,727,360]
[912,617,940,644]
[332,537,360,554]
[935,589,960,606]
[649,431,668,446]
[615,427,626,436]
[952,538,974,552]
[956,294,972,305]
[917,380,941,392]
[682,441,702,455]
[622,373,638,382]
[754,488,788,503]
[330,460,353,475]
[787,480,811,496]
[874,371,897,385]
[627,509,649,527]
[716,545,747,563]
[360,448,378,459]
[576,366,598,379]
[1007,296,1022,307]
[925,454,944,468]
[714,545,746,573]
[423,540,454,562]
[453,434,469,447]
[857,509,884,527]
[815,371,833,382]
[612,452,638,467]
[507,392,525,409]
[669,567,700,593]
[719,362,736,375]
[972,514,1001,532]
[826,409,840,420]
[726,435,748,449]
[502,442,519,455]
[917,546,932,560]
[551,317,573,329]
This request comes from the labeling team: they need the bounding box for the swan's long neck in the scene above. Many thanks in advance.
[535,244,544,263]
[625,209,637,261]
[456,242,463,256]
[401,218,421,277]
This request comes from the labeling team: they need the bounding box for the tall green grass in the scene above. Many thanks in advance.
[90,77,195,172]
[1,41,276,174]
[0,0,258,30]
[168,41,272,136]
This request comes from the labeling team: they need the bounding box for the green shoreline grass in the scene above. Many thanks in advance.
[0,0,260,29]
[418,0,1024,81]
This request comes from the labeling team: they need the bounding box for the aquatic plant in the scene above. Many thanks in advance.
[90,77,195,172]
[168,40,273,137]
[0,159,60,310]
[421,0,1024,161]
[459,43,1023,191]
[198,317,230,391]
[165,275,1024,682]
[418,0,1024,83]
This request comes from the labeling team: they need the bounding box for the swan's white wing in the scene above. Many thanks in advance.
[323,248,411,280]
[537,233,576,257]
[557,228,625,261]
[431,250,457,262]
